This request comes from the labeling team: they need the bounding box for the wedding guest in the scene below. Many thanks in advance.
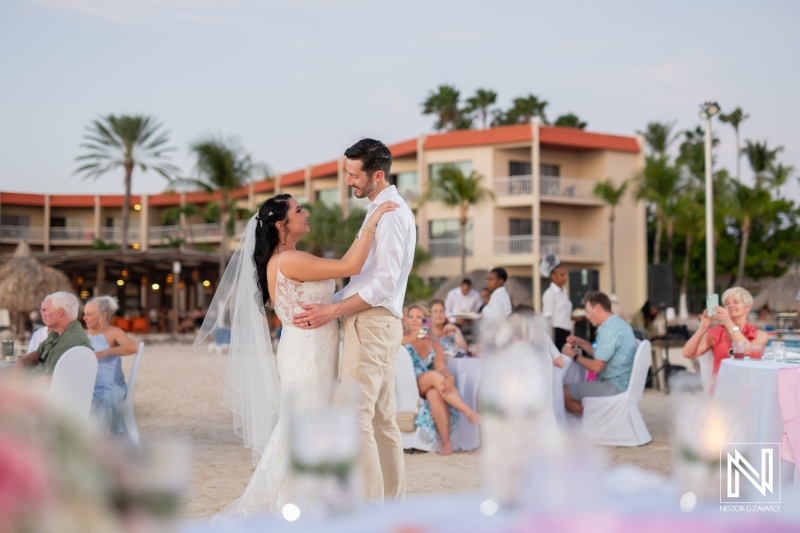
[430,299,467,355]
[402,303,480,456]
[562,291,637,415]
[14,292,91,382]
[540,256,573,352]
[444,279,482,324]
[682,286,768,378]
[84,296,138,434]
[630,300,659,340]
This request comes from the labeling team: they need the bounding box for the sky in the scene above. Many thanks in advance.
[1,0,798,198]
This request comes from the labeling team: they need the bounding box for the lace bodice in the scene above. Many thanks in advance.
[273,253,336,326]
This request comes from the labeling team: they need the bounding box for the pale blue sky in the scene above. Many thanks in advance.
[1,0,798,197]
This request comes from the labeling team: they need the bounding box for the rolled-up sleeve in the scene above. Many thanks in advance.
[357,212,406,307]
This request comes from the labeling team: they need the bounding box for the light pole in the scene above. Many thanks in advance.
[700,102,720,297]
[172,260,181,335]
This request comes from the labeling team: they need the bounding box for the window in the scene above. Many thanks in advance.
[429,219,473,257]
[541,220,560,237]
[509,161,532,176]
[315,189,339,207]
[509,218,532,236]
[429,161,472,182]
[389,171,418,203]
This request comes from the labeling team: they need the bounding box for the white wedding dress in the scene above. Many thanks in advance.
[215,254,339,519]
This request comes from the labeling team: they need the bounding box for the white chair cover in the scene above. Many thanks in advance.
[394,346,435,451]
[120,342,144,445]
[581,340,653,446]
[50,346,98,419]
[698,349,714,395]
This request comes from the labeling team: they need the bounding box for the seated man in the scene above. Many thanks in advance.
[14,291,92,383]
[562,291,637,415]
[445,278,482,324]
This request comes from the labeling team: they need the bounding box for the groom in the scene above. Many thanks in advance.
[293,138,416,501]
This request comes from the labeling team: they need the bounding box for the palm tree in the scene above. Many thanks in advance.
[421,165,494,276]
[677,126,720,181]
[730,182,771,286]
[422,85,464,131]
[464,89,497,130]
[493,94,549,126]
[742,140,783,187]
[638,121,679,159]
[766,162,795,198]
[75,114,178,250]
[593,179,628,296]
[673,193,704,318]
[635,156,683,264]
[718,107,749,182]
[554,113,587,129]
[182,136,256,277]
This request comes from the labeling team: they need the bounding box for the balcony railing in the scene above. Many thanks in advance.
[149,225,182,241]
[49,227,95,241]
[429,238,473,258]
[0,225,44,241]
[98,227,140,243]
[494,235,605,260]
[494,175,599,200]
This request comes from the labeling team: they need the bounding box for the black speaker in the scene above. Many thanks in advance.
[648,263,675,309]
[568,268,599,310]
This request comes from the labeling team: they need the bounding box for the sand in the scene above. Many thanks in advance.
[125,340,673,521]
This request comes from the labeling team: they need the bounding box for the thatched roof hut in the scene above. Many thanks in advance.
[752,269,800,312]
[431,269,532,309]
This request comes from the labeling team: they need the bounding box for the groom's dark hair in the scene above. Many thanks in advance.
[344,138,392,178]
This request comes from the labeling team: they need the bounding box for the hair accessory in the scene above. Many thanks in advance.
[268,211,273,216]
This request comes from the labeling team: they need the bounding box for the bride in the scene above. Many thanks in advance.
[196,193,397,518]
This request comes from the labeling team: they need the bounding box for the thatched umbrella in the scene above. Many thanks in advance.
[0,241,75,338]
[752,269,800,312]
[431,269,532,309]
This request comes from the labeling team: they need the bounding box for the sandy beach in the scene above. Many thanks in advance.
[125,340,673,520]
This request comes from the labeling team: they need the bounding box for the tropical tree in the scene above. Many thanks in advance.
[673,194,705,317]
[181,136,257,277]
[639,121,679,159]
[730,182,771,286]
[766,162,795,198]
[300,201,366,259]
[554,113,587,129]
[718,107,749,182]
[592,179,628,296]
[421,165,494,276]
[75,114,178,250]
[422,85,465,131]
[742,140,783,187]
[464,89,497,130]
[676,126,719,181]
[635,156,683,264]
[493,94,549,126]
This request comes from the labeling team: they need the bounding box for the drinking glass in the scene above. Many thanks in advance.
[287,383,360,519]
[731,340,746,359]
[749,345,763,360]
[773,341,787,362]
[1,339,13,361]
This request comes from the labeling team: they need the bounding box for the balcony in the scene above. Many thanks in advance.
[493,235,605,262]
[0,225,45,242]
[429,238,472,258]
[493,175,603,206]
[98,227,141,243]
[49,227,95,242]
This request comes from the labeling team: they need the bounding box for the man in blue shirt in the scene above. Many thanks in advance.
[562,291,637,416]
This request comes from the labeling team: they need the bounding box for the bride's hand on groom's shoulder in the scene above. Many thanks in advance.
[292,303,335,330]
[366,201,399,227]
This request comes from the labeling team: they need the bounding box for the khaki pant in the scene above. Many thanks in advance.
[341,307,405,501]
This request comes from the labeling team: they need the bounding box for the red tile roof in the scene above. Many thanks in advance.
[280,169,306,187]
[149,192,182,206]
[389,139,418,158]
[50,195,95,208]
[253,179,276,194]
[424,124,532,149]
[310,161,339,179]
[1,192,45,206]
[540,126,640,153]
[100,195,142,208]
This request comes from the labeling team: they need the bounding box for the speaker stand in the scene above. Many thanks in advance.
[655,304,672,393]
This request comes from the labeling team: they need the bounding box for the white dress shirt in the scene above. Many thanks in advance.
[481,285,512,325]
[541,282,573,331]
[444,287,482,320]
[334,185,416,318]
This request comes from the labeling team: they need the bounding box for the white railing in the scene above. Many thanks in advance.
[49,227,95,241]
[493,175,599,200]
[428,238,472,257]
[97,227,140,243]
[187,223,222,239]
[148,225,182,241]
[494,235,605,259]
[0,225,45,241]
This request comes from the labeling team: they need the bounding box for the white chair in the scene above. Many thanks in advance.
[50,345,98,419]
[581,340,653,446]
[120,342,145,445]
[698,349,714,395]
[394,346,433,451]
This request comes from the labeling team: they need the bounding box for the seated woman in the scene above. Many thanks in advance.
[403,303,480,456]
[83,296,138,434]
[630,300,659,340]
[430,299,468,356]
[683,287,768,379]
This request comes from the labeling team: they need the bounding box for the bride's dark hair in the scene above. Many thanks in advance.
[253,193,292,309]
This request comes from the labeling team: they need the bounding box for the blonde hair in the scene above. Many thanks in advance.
[87,295,120,323]
[406,303,431,318]
[721,286,753,308]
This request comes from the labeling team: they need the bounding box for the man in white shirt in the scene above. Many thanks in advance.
[293,138,415,502]
[445,278,482,323]
[541,261,573,352]
[481,268,512,330]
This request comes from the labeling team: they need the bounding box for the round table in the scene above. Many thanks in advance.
[445,357,483,451]
[714,358,799,489]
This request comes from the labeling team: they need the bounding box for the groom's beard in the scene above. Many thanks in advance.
[352,177,377,198]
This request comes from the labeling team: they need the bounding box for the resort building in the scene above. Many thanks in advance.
[0,121,647,315]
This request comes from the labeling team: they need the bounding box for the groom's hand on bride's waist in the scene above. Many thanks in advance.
[293,304,336,330]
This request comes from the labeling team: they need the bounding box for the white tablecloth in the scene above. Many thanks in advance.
[714,358,800,489]
[446,357,483,451]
